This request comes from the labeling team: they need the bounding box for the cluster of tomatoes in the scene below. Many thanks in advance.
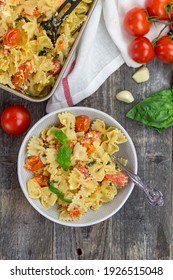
[123,0,173,64]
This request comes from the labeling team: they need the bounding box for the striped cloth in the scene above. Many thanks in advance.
[46,0,168,112]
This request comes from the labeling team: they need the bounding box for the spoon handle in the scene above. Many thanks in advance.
[112,156,164,206]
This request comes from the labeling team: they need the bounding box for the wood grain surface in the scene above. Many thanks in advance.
[0,59,172,260]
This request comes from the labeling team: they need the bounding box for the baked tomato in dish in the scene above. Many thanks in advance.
[1,105,31,135]
[3,28,21,47]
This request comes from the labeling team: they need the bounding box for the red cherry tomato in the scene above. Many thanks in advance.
[155,34,173,63]
[128,37,155,64]
[75,116,91,132]
[146,0,173,20]
[24,156,45,173]
[123,8,152,37]
[1,105,31,135]
[104,173,128,187]
[33,175,49,186]
[3,28,21,47]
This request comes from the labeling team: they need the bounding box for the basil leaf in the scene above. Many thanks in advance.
[126,89,173,131]
[52,130,67,144]
[49,185,72,203]
[57,145,72,171]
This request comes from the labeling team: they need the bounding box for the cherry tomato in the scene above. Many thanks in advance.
[82,143,96,156]
[77,165,90,179]
[155,35,173,63]
[50,59,62,75]
[70,208,81,220]
[33,7,42,18]
[123,8,152,37]
[75,116,91,132]
[104,173,128,187]
[24,156,45,173]
[33,175,49,187]
[128,37,155,64]
[3,28,21,47]
[1,105,31,135]
[146,0,173,20]
[12,60,32,89]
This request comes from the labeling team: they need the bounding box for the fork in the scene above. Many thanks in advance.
[40,0,82,45]
[112,155,164,207]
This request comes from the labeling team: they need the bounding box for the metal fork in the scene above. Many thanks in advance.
[40,0,82,45]
[112,155,164,206]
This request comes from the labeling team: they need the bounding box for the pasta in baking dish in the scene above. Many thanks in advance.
[24,112,129,221]
[0,0,93,97]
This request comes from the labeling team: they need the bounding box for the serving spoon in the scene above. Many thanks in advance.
[40,0,82,45]
[112,155,164,206]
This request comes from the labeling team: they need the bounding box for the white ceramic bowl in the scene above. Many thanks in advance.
[18,107,137,227]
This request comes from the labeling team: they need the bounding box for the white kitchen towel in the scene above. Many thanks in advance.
[46,0,169,113]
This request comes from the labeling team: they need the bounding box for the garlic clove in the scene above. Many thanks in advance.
[132,66,150,83]
[116,90,134,103]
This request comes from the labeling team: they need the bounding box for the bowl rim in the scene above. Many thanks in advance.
[18,106,138,227]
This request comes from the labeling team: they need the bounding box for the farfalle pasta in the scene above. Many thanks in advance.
[24,112,129,221]
[0,0,94,97]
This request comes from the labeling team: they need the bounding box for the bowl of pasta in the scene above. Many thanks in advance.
[18,107,137,226]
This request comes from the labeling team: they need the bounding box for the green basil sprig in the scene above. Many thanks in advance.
[126,89,173,132]
[49,185,72,203]
[52,130,72,170]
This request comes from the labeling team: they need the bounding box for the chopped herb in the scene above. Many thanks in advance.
[106,161,111,165]
[50,180,58,185]
[87,161,96,167]
[49,185,72,203]
[38,47,50,56]
[15,15,28,22]
[43,144,49,149]
[54,55,59,60]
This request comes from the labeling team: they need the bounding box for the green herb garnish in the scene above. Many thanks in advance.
[49,185,72,203]
[52,130,72,171]
[57,145,72,171]
[126,89,173,132]
[87,161,96,167]
[52,130,68,144]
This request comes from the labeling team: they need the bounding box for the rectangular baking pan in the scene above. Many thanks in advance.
[0,0,98,102]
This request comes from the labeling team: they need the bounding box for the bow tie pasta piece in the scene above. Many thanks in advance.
[91,119,106,134]
[71,143,88,166]
[58,112,77,140]
[102,128,127,155]
[27,135,46,156]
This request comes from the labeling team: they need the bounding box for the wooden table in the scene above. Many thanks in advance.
[0,59,173,260]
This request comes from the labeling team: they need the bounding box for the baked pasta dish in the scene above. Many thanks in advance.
[24,112,129,221]
[0,0,93,97]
